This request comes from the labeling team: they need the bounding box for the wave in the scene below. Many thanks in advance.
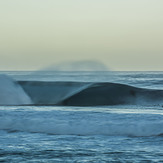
[1,111,163,137]
[19,81,163,106]
[1,74,163,106]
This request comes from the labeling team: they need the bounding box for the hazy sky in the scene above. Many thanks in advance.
[0,0,163,71]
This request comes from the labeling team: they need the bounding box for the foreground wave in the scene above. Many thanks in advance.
[1,107,163,137]
[1,74,163,106]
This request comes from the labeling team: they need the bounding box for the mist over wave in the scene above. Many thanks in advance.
[0,75,32,105]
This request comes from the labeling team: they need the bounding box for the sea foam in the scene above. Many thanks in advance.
[0,108,163,137]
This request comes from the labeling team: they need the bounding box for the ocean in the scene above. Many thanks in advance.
[0,71,163,162]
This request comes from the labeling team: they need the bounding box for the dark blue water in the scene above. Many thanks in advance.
[0,71,163,162]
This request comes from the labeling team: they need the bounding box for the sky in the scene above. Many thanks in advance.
[0,0,163,71]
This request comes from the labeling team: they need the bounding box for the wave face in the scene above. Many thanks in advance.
[1,73,163,106]
[19,81,163,106]
[19,81,93,105]
[0,75,32,105]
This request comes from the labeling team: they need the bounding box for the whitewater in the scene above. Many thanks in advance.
[0,71,163,162]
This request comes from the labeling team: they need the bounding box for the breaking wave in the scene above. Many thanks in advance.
[0,75,32,105]
[1,74,163,106]
[0,108,163,137]
[19,81,163,106]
